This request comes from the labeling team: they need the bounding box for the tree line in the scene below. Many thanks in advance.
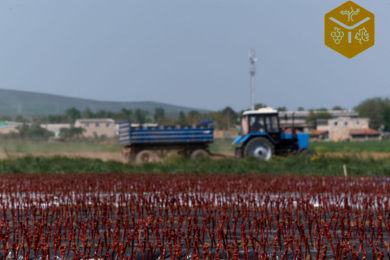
[54,107,240,130]
[0,97,389,134]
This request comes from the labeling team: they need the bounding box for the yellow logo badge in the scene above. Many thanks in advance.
[325,1,374,58]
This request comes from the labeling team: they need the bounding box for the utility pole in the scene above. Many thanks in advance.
[249,50,257,110]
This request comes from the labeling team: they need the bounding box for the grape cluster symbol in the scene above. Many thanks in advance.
[331,27,344,44]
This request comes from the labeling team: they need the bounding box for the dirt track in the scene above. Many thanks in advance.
[0,152,129,163]
[323,152,390,159]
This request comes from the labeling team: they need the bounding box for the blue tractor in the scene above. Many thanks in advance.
[233,107,316,160]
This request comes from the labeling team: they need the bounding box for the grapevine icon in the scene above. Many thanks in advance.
[340,7,360,21]
[355,27,369,44]
[331,27,344,44]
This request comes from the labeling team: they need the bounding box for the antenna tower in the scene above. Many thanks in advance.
[249,50,257,110]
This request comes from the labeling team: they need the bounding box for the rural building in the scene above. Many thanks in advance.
[279,110,358,132]
[40,124,71,137]
[75,119,116,138]
[349,128,382,141]
[309,130,328,141]
[0,121,23,135]
[316,117,381,142]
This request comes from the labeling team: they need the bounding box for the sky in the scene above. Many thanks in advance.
[1,0,389,112]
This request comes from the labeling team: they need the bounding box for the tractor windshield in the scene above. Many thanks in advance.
[265,115,280,133]
[249,115,266,133]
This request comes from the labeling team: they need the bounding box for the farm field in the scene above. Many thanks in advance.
[1,173,389,260]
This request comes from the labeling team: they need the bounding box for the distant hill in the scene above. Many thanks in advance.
[0,89,209,116]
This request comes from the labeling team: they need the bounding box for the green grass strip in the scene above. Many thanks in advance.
[0,155,389,176]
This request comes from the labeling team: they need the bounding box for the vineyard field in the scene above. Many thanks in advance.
[0,173,389,260]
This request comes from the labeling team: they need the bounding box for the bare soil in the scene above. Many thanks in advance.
[323,152,390,159]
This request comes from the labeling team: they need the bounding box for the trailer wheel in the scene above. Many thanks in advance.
[135,150,159,164]
[190,149,209,160]
[243,138,274,161]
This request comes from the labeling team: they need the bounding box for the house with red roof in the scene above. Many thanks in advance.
[316,117,381,142]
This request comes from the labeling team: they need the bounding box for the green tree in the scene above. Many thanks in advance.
[381,101,390,131]
[16,123,53,139]
[28,123,54,139]
[65,108,82,123]
[221,106,237,129]
[276,106,287,111]
[187,110,201,125]
[15,115,27,123]
[82,108,95,119]
[16,123,30,139]
[297,107,305,111]
[306,110,333,129]
[354,97,390,131]
[95,110,107,118]
[0,116,12,121]
[121,108,132,117]
[110,108,132,121]
[48,115,66,123]
[154,108,165,124]
[178,111,187,125]
[134,109,148,124]
[332,106,345,110]
[254,103,267,110]
[59,127,85,139]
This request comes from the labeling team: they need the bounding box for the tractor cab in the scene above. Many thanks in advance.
[240,107,281,138]
[234,107,312,160]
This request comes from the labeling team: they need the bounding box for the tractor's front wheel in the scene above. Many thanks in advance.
[243,138,274,161]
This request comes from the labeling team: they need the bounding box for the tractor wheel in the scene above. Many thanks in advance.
[298,149,317,159]
[135,150,160,164]
[190,149,209,160]
[243,138,274,161]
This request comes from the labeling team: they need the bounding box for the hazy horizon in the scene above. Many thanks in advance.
[1,0,389,112]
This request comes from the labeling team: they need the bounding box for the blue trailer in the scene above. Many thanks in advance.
[118,119,214,163]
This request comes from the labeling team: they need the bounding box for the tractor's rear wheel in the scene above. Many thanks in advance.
[135,150,160,164]
[243,138,274,161]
